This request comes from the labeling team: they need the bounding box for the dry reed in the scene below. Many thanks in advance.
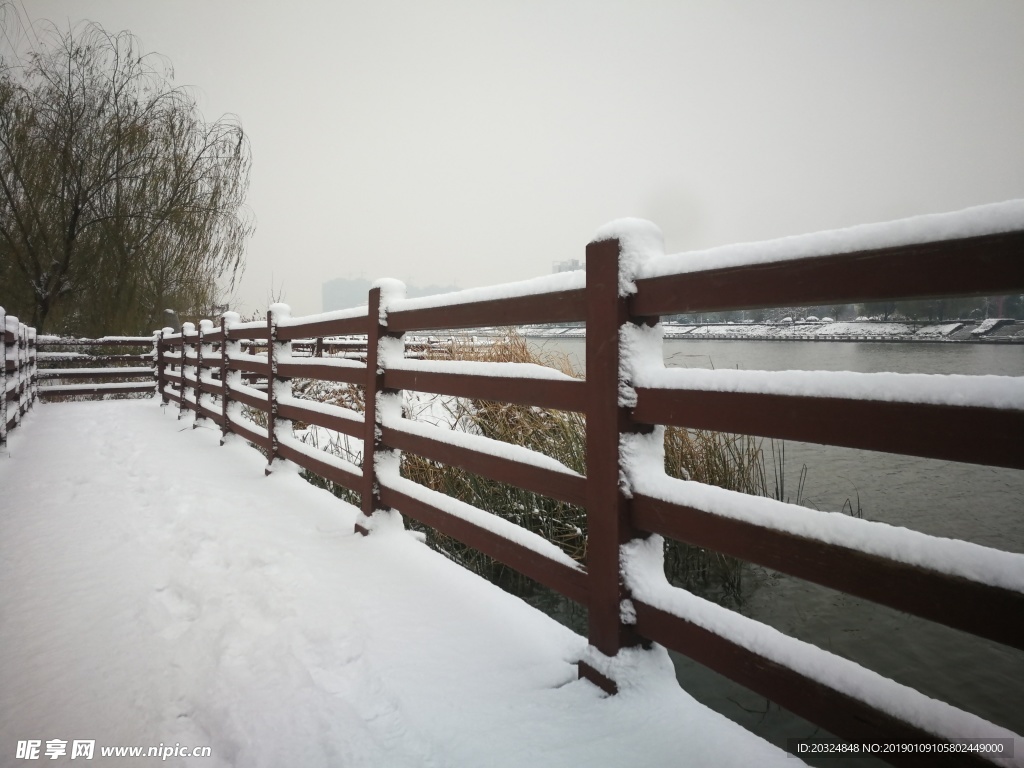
[286,330,801,609]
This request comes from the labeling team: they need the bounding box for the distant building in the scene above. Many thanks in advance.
[322,277,460,312]
[553,258,584,273]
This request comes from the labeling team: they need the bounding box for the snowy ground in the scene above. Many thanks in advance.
[0,398,797,767]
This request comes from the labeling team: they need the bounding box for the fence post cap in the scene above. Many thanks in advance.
[591,217,663,249]
[591,218,664,297]
[371,278,407,302]
[370,279,407,325]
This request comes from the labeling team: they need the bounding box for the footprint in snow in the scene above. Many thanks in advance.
[151,583,201,640]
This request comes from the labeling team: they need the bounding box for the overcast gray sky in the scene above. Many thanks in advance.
[11,0,1024,316]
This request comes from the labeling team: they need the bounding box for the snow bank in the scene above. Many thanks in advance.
[0,400,799,767]
[916,323,963,337]
[972,318,1013,337]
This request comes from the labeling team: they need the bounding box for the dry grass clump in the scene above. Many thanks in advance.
[663,428,768,603]
[288,377,365,507]
[401,333,587,595]
[279,329,799,609]
[292,377,365,414]
[401,330,775,607]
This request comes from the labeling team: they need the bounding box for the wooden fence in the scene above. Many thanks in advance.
[7,207,1024,766]
[35,336,157,399]
[1,309,37,443]
[0,328,377,427]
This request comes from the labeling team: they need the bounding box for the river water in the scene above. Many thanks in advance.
[528,337,1024,764]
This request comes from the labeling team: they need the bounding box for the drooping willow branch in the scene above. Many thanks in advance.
[0,21,254,334]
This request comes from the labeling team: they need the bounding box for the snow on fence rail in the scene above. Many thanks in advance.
[34,336,156,400]
[10,201,1024,766]
[1,308,38,444]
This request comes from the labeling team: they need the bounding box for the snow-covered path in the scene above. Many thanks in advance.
[0,399,797,767]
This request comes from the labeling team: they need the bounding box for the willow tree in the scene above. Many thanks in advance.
[0,22,253,335]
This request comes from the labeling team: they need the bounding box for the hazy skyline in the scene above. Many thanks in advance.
[8,1,1024,316]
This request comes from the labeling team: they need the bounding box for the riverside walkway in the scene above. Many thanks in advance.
[0,399,796,768]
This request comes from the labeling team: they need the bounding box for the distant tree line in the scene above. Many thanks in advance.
[670,294,1023,324]
[0,16,253,335]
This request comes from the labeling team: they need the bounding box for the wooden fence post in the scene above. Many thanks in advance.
[194,320,214,426]
[355,282,406,535]
[264,311,275,464]
[18,322,31,419]
[178,322,194,419]
[266,304,292,474]
[155,329,168,404]
[579,231,660,694]
[11,318,19,424]
[25,324,36,410]
[8,315,20,428]
[170,328,180,402]
[194,322,204,425]
[6,313,22,431]
[14,321,21,421]
[220,312,240,445]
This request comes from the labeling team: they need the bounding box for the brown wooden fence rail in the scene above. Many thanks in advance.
[9,204,1024,766]
[3,330,375,420]
[35,336,157,400]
